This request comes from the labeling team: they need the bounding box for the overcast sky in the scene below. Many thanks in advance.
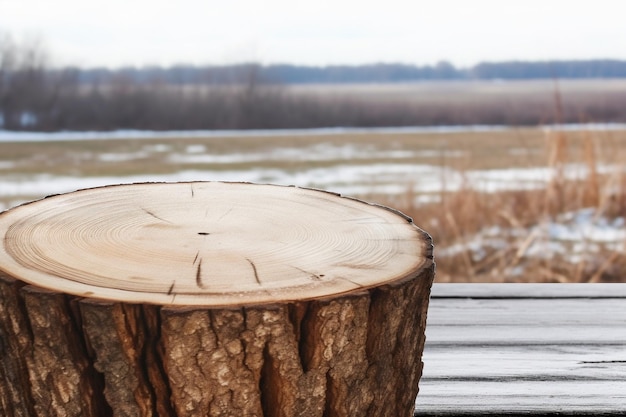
[1,0,624,68]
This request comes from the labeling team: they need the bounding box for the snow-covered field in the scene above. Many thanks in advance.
[2,124,618,209]
[0,128,476,209]
[2,125,626,282]
[0,159,601,211]
[0,125,509,142]
[0,152,612,211]
[2,123,626,143]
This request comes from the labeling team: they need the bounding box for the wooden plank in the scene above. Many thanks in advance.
[414,284,626,416]
[430,283,626,299]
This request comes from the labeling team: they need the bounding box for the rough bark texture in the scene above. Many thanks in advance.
[0,274,108,417]
[0,266,433,417]
[0,273,35,417]
[0,182,434,417]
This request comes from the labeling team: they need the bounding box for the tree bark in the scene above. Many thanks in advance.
[0,182,434,417]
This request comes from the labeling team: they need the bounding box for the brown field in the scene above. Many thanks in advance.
[5,127,624,177]
[3,125,626,283]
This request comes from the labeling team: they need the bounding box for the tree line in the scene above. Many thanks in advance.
[2,34,626,131]
[73,60,626,85]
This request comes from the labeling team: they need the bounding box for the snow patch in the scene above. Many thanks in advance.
[438,208,626,268]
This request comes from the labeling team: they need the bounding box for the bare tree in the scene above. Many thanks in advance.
[0,33,78,130]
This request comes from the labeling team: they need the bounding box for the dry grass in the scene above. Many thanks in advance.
[387,128,626,283]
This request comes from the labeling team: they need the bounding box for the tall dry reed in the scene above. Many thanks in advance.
[388,129,626,283]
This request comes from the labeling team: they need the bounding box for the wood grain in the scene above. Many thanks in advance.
[0,182,429,306]
[415,283,626,416]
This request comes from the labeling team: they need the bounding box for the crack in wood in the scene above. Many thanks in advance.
[141,207,174,224]
[139,305,177,417]
[217,207,234,221]
[168,281,175,295]
[246,258,261,285]
[339,276,364,288]
[291,266,323,281]
[190,184,195,198]
[195,259,207,289]
[193,251,199,264]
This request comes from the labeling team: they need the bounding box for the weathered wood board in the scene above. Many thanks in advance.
[415,284,626,416]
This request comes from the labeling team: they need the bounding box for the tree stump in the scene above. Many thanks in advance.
[0,182,434,417]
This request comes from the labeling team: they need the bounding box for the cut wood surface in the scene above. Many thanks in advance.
[0,181,434,417]
[415,283,626,416]
[0,182,429,306]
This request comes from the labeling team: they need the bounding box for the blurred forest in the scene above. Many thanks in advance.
[3,34,626,131]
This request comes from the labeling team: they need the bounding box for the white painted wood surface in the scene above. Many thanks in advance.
[414,284,626,416]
